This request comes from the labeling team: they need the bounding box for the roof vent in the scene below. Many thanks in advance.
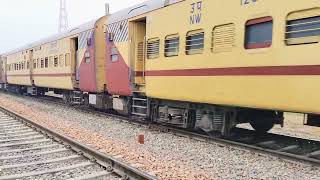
[105,3,110,15]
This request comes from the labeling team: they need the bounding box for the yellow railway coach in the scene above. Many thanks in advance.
[107,0,320,135]
[3,17,107,99]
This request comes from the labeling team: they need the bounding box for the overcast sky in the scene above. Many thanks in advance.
[0,0,146,54]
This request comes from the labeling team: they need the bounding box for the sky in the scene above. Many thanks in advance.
[0,0,146,54]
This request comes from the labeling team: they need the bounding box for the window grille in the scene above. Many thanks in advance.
[147,39,160,59]
[165,35,179,57]
[212,24,235,53]
[286,15,320,45]
[186,31,204,55]
[59,54,64,67]
[54,56,58,67]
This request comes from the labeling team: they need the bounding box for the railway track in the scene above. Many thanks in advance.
[0,106,156,180]
[2,91,320,168]
[167,127,320,166]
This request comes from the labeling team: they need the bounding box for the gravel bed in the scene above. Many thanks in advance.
[22,164,109,180]
[0,127,30,133]
[0,144,64,157]
[0,141,56,151]
[1,93,320,179]
[0,135,46,143]
[1,157,88,175]
[0,150,75,166]
[0,132,41,140]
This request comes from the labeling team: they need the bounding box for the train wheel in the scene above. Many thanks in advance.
[250,119,274,133]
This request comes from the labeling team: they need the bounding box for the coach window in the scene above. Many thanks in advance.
[45,57,49,68]
[147,38,160,59]
[41,58,44,68]
[37,59,40,68]
[85,51,91,63]
[110,47,118,62]
[245,16,273,49]
[165,34,179,57]
[59,54,64,67]
[49,56,53,67]
[186,30,204,55]
[54,56,58,67]
[212,23,236,53]
[65,53,70,66]
[286,9,320,45]
[33,60,37,69]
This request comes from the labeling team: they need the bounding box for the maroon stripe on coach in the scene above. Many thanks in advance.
[135,65,320,77]
[7,73,75,77]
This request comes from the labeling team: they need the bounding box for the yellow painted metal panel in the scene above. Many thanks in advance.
[95,16,108,93]
[138,0,320,114]
[146,76,320,114]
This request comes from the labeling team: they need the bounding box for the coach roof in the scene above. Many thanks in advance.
[4,19,100,56]
[107,0,183,24]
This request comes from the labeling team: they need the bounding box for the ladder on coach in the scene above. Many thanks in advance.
[31,86,37,96]
[132,95,148,117]
[72,91,82,105]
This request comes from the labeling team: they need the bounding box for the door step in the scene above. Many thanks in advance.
[132,96,148,117]
[71,91,82,105]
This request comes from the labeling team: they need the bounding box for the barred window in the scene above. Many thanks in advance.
[65,53,70,66]
[165,35,179,57]
[49,56,53,67]
[33,59,36,69]
[212,23,235,53]
[41,58,44,68]
[147,38,160,59]
[59,54,64,67]
[186,30,204,55]
[37,59,40,68]
[111,47,118,62]
[286,15,320,45]
[85,51,91,63]
[245,17,273,49]
[54,56,58,67]
[45,57,49,68]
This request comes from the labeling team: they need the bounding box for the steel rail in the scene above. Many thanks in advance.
[0,106,157,180]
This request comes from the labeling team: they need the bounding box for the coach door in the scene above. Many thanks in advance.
[71,37,80,81]
[130,18,146,87]
[29,50,34,84]
[0,57,7,84]
[0,57,3,82]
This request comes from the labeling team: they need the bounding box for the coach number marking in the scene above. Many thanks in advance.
[190,1,202,25]
[241,0,258,6]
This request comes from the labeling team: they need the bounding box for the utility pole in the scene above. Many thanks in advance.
[59,0,69,33]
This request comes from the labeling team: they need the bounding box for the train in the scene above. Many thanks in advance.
[1,0,320,136]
